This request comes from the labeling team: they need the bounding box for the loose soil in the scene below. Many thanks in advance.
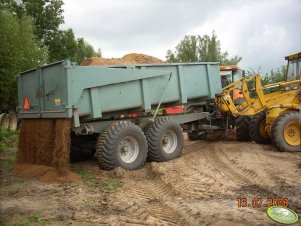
[15,164,80,184]
[80,53,164,66]
[16,119,73,181]
[1,135,301,225]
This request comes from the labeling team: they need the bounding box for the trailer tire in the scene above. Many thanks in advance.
[271,111,300,152]
[96,121,148,170]
[249,111,271,144]
[144,117,183,162]
[235,116,251,141]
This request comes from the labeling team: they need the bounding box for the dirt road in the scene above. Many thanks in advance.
[1,137,301,225]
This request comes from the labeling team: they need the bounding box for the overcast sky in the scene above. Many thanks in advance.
[61,0,300,74]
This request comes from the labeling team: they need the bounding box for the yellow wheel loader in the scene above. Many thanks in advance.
[215,52,301,152]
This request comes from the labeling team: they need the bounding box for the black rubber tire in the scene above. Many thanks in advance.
[235,116,251,141]
[271,111,300,152]
[249,111,271,144]
[144,117,184,162]
[95,121,148,170]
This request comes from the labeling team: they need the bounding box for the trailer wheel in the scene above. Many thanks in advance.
[249,111,271,144]
[271,111,300,152]
[144,117,183,162]
[235,115,251,141]
[96,121,148,170]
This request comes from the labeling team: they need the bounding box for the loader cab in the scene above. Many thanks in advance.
[220,65,243,85]
[220,65,244,104]
[285,52,301,90]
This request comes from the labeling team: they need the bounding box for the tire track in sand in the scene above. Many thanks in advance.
[112,166,189,225]
[203,142,260,185]
[149,141,235,198]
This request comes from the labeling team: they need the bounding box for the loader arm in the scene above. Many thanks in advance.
[215,74,301,117]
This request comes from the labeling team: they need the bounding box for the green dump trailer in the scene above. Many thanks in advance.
[17,60,224,170]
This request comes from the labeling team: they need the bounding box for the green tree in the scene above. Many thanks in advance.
[261,66,286,85]
[166,32,242,65]
[75,38,101,63]
[48,29,101,63]
[1,0,65,42]
[1,0,99,64]
[47,28,78,62]
[260,66,286,94]
[0,9,47,111]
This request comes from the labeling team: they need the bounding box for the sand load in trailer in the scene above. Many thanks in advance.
[17,60,222,170]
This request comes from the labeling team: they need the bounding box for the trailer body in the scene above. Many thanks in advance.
[18,60,221,129]
[17,60,226,170]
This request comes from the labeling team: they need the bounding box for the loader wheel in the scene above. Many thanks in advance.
[249,111,271,144]
[96,121,148,170]
[144,117,183,162]
[271,111,300,152]
[235,116,251,141]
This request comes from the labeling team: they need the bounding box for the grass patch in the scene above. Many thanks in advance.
[0,214,46,226]
[28,214,46,225]
[97,178,121,192]
[0,127,18,172]
[2,155,15,169]
[75,169,95,181]
[81,199,91,206]
[74,169,121,192]
[106,178,120,192]
[12,175,27,183]
[0,127,18,153]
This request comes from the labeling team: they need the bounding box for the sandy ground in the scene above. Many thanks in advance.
[1,136,301,225]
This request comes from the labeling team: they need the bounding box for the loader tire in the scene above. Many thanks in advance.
[235,116,251,141]
[249,111,271,144]
[96,121,148,170]
[144,117,183,162]
[271,111,300,152]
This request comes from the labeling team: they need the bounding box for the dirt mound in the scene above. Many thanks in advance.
[121,53,164,64]
[15,163,80,183]
[16,119,73,182]
[80,57,122,66]
[80,53,164,66]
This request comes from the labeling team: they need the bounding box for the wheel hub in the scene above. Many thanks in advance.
[283,122,300,146]
[161,130,178,154]
[118,136,139,163]
[259,119,269,138]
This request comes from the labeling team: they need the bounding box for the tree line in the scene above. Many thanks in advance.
[166,32,285,88]
[0,0,285,112]
[0,0,101,111]
[166,32,242,65]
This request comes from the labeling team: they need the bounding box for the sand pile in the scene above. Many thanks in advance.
[15,164,80,183]
[80,53,164,66]
[16,119,76,183]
